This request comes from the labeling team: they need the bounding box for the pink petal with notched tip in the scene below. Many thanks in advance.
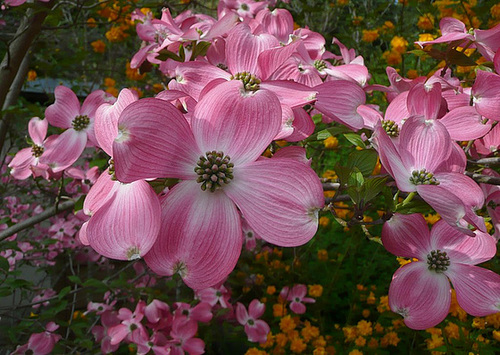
[28,117,48,145]
[416,17,471,47]
[203,11,239,40]
[446,264,500,316]
[314,80,366,130]
[442,89,470,111]
[235,302,249,325]
[78,221,89,245]
[274,104,294,140]
[472,70,500,121]
[168,62,230,101]
[206,37,227,68]
[45,86,80,129]
[226,23,279,76]
[8,148,36,180]
[381,213,431,260]
[248,299,265,319]
[144,180,242,290]
[324,64,370,87]
[86,180,161,260]
[435,142,466,173]
[475,123,500,156]
[260,80,317,108]
[399,116,452,173]
[407,82,442,120]
[224,158,324,247]
[83,169,117,216]
[358,104,383,129]
[191,80,282,166]
[39,129,87,172]
[372,123,414,191]
[475,22,500,54]
[131,43,157,69]
[255,8,294,43]
[113,98,200,183]
[290,301,306,314]
[433,172,484,210]
[439,106,490,141]
[257,39,301,81]
[430,220,496,264]
[285,107,315,142]
[389,261,451,330]
[81,90,114,118]
[95,89,138,156]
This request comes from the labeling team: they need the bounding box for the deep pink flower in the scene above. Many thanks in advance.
[113,80,324,289]
[169,316,205,355]
[382,213,500,330]
[12,322,61,355]
[280,284,315,314]
[236,299,270,343]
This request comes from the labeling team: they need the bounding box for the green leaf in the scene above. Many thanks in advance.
[334,164,351,186]
[6,278,32,289]
[178,44,186,62]
[346,186,362,205]
[346,149,378,176]
[312,113,322,124]
[343,133,366,148]
[0,256,10,271]
[68,275,82,284]
[73,195,85,212]
[156,49,183,62]
[348,168,364,188]
[58,286,71,300]
[0,287,12,297]
[83,278,108,291]
[362,176,388,202]
[191,41,211,60]
[395,198,431,214]
[89,159,108,169]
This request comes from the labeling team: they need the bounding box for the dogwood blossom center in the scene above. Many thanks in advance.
[381,120,399,137]
[409,169,439,185]
[314,60,327,71]
[230,71,261,91]
[427,249,450,273]
[72,115,90,131]
[31,144,44,158]
[195,151,234,192]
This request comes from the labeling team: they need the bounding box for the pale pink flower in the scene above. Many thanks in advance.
[383,213,500,330]
[236,299,270,343]
[280,284,315,314]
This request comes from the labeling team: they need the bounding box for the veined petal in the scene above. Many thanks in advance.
[113,98,200,183]
[81,90,113,118]
[236,303,250,325]
[389,261,451,330]
[226,23,279,76]
[272,146,311,166]
[248,299,266,319]
[40,129,87,172]
[314,80,366,130]
[382,213,431,260]
[28,117,48,145]
[399,116,452,172]
[472,70,500,121]
[191,80,282,166]
[144,180,242,290]
[384,91,410,125]
[45,86,80,129]
[431,220,496,264]
[86,180,161,260]
[224,159,324,247]
[439,106,491,141]
[95,89,138,156]
[407,82,442,120]
[260,80,317,108]
[257,40,301,81]
[446,264,500,316]
[285,107,315,142]
[433,172,484,210]
[83,169,118,216]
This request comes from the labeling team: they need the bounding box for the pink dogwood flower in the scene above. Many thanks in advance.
[113,80,324,289]
[236,299,270,343]
[280,284,315,314]
[12,322,61,355]
[382,213,500,330]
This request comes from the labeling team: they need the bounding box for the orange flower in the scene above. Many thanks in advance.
[27,70,37,81]
[362,29,379,43]
[91,40,106,54]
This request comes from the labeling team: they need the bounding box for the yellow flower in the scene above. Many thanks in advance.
[472,317,486,329]
[337,0,349,5]
[267,286,276,295]
[418,14,435,30]
[372,159,381,175]
[280,315,297,333]
[390,36,408,54]
[352,16,364,26]
[333,201,351,219]
[91,40,106,54]
[362,30,379,43]
[290,338,307,353]
[356,320,373,336]
[318,216,329,228]
[492,3,500,19]
[126,62,146,81]
[104,77,116,87]
[260,332,275,348]
[374,323,384,333]
[129,86,143,98]
[322,170,338,180]
[255,274,265,285]
[426,333,444,351]
[301,321,320,342]
[273,303,287,317]
[362,309,370,318]
[27,70,37,81]
[242,286,251,293]
[381,331,401,347]
[152,83,164,93]
[424,213,441,225]
[86,17,97,28]
[275,332,288,347]
[382,50,402,66]
[396,257,419,267]
[245,348,268,355]
[355,336,366,347]
[308,284,323,298]
[348,350,363,355]
[366,291,376,305]
[493,330,500,342]
[367,337,379,348]
[105,26,129,42]
[484,312,500,328]
[381,21,395,33]
[105,87,119,97]
[313,347,326,355]
[406,69,418,79]
[449,289,468,321]
[444,322,462,340]
[317,249,328,262]
[392,319,405,329]
[324,136,339,149]
[418,33,436,45]
[343,326,358,342]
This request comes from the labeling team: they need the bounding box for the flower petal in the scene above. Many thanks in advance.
[113,98,200,183]
[28,117,48,145]
[40,129,87,172]
[389,261,451,330]
[446,264,500,316]
[224,158,324,246]
[144,180,242,290]
[439,106,491,141]
[191,80,282,166]
[382,213,431,260]
[45,86,80,129]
